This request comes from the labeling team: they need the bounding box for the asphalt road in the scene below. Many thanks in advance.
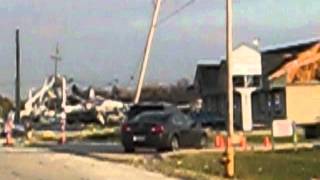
[0,151,177,180]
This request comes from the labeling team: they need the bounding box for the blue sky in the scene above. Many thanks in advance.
[0,0,319,97]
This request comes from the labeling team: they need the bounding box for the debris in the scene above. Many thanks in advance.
[19,75,128,127]
[269,43,320,83]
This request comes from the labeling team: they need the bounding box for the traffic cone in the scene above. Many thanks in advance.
[214,134,222,148]
[58,132,66,145]
[3,132,14,146]
[239,136,247,150]
[220,135,226,148]
[3,118,14,147]
[263,136,271,148]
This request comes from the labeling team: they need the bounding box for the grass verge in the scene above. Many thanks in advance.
[149,149,320,180]
[32,126,121,142]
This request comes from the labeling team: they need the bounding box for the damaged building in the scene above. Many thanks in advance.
[194,37,320,131]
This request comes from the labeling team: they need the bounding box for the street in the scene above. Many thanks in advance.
[0,151,177,180]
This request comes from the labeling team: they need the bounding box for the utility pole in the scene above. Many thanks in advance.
[15,28,21,124]
[50,43,61,123]
[50,43,62,79]
[134,0,162,104]
[225,0,235,177]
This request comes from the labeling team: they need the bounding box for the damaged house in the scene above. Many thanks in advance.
[194,37,320,131]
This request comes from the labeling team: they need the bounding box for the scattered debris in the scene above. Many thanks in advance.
[269,43,320,83]
[19,75,128,127]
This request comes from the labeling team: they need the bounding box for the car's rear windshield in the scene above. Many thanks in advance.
[127,106,165,120]
[131,112,169,123]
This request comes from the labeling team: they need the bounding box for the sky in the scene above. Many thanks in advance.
[0,0,319,98]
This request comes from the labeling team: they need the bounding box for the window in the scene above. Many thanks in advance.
[172,113,184,126]
[247,75,261,87]
[172,113,193,126]
[233,76,245,87]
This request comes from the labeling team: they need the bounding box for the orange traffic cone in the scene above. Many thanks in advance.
[263,136,271,148]
[214,134,222,148]
[58,132,66,145]
[3,132,14,146]
[239,136,247,150]
[3,115,15,147]
[220,135,226,148]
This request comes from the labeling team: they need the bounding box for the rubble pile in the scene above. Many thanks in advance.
[20,75,128,126]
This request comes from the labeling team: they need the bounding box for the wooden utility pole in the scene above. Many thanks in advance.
[50,43,62,79]
[134,0,162,104]
[15,28,21,124]
[225,0,235,177]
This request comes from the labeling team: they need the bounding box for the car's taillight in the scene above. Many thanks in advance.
[151,124,164,134]
[121,123,131,132]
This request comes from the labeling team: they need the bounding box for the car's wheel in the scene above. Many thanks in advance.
[124,146,135,153]
[198,135,208,149]
[170,136,179,151]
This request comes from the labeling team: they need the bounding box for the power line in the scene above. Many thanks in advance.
[158,0,196,25]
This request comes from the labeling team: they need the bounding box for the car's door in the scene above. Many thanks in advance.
[171,113,191,147]
[183,114,203,146]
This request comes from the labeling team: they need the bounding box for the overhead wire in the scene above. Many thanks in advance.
[158,0,196,25]
[125,2,154,88]
[126,0,197,88]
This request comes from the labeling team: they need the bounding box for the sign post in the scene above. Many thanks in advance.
[292,121,298,152]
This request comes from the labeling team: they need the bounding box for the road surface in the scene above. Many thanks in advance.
[0,151,177,180]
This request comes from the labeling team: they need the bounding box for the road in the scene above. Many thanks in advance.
[0,151,177,180]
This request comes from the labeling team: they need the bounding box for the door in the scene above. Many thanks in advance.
[172,113,193,147]
[183,114,202,146]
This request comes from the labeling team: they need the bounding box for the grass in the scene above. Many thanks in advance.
[150,149,320,180]
[246,135,300,143]
[235,150,320,180]
[144,158,213,180]
[32,126,121,142]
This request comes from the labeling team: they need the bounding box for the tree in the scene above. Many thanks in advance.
[0,96,14,118]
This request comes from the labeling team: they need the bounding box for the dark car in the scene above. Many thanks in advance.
[190,112,226,130]
[121,110,208,152]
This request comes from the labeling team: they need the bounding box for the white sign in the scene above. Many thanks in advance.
[272,120,294,138]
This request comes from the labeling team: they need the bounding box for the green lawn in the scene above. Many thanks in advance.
[236,150,320,180]
[151,149,320,180]
[246,134,309,144]
[32,126,121,142]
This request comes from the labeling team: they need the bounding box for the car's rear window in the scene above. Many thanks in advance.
[131,112,169,123]
[127,106,165,120]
